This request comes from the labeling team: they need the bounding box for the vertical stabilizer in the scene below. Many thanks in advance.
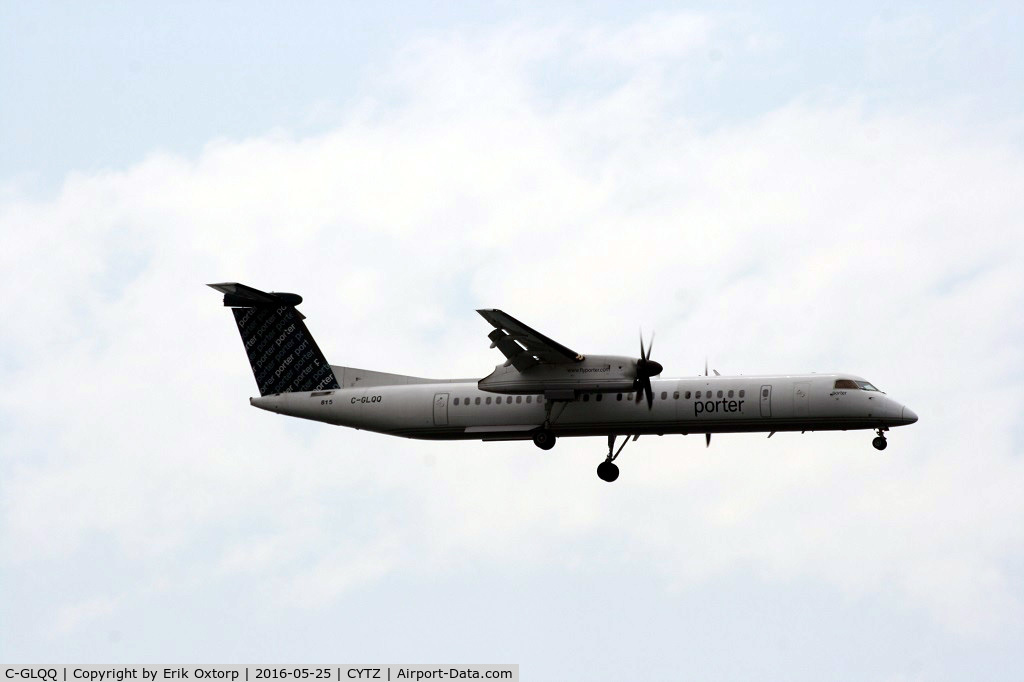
[209,282,340,396]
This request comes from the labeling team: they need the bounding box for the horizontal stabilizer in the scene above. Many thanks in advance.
[208,282,304,312]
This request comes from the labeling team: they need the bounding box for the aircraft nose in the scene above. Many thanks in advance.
[902,406,918,424]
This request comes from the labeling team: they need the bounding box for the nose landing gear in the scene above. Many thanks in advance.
[597,460,619,482]
[598,434,634,482]
[872,428,888,451]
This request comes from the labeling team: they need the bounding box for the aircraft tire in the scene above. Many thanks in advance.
[597,461,619,482]
[533,430,556,450]
[872,436,888,451]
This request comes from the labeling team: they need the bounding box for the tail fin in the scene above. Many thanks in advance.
[209,282,340,396]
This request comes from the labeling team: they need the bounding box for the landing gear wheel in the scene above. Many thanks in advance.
[533,429,556,450]
[597,461,619,482]
[872,436,888,451]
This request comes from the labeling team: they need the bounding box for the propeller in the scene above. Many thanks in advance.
[634,330,663,409]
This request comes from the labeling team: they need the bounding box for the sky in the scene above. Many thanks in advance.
[1,2,1023,679]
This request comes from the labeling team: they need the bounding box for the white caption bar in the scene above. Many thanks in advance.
[1,667,518,682]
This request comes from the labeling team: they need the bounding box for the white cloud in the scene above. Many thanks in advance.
[1,10,1023,658]
[54,596,120,635]
[574,12,714,64]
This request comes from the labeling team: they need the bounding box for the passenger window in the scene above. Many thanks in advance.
[596,393,603,401]
[475,397,481,405]
[696,391,701,399]
[627,393,634,401]
[685,391,691,399]
[465,397,470,404]
[762,388,769,398]
[516,396,522,404]
[538,396,544,403]
[453,398,460,405]
[739,390,745,398]
[486,397,492,405]
[506,396,512,404]
[661,391,667,400]
[526,395,532,403]
[616,393,623,401]
[727,390,734,398]
[834,379,859,389]
[717,390,723,398]
[673,391,680,399]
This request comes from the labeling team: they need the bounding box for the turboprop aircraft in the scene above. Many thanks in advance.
[209,282,918,482]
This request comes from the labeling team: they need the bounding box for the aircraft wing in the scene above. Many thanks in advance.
[477,309,582,371]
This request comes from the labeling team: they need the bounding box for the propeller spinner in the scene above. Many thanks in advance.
[634,331,663,409]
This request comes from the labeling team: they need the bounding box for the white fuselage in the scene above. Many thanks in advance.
[250,373,917,441]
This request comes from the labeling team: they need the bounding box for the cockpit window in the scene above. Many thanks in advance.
[834,379,859,389]
[856,381,880,392]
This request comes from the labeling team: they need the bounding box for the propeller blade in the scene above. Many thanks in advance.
[706,433,711,447]
[633,376,654,409]
[633,328,659,409]
[705,357,708,377]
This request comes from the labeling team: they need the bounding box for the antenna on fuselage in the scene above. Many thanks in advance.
[705,357,720,376]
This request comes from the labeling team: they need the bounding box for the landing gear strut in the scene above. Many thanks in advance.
[872,428,888,451]
[533,429,556,450]
[597,435,634,482]
[534,396,570,451]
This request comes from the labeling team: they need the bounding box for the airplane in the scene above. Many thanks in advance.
[209,282,919,482]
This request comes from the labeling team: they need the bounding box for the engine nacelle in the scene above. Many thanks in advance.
[478,354,640,395]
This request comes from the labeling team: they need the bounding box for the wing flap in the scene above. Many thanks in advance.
[477,309,581,368]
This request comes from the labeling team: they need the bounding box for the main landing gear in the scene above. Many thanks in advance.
[534,397,569,451]
[872,428,888,451]
[533,429,556,450]
[598,435,634,482]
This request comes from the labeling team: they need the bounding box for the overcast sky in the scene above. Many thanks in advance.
[2,2,1023,679]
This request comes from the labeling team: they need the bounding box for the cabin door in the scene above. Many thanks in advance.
[433,392,449,426]
[760,385,772,418]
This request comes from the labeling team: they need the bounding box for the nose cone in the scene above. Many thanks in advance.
[636,359,663,378]
[902,406,918,424]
